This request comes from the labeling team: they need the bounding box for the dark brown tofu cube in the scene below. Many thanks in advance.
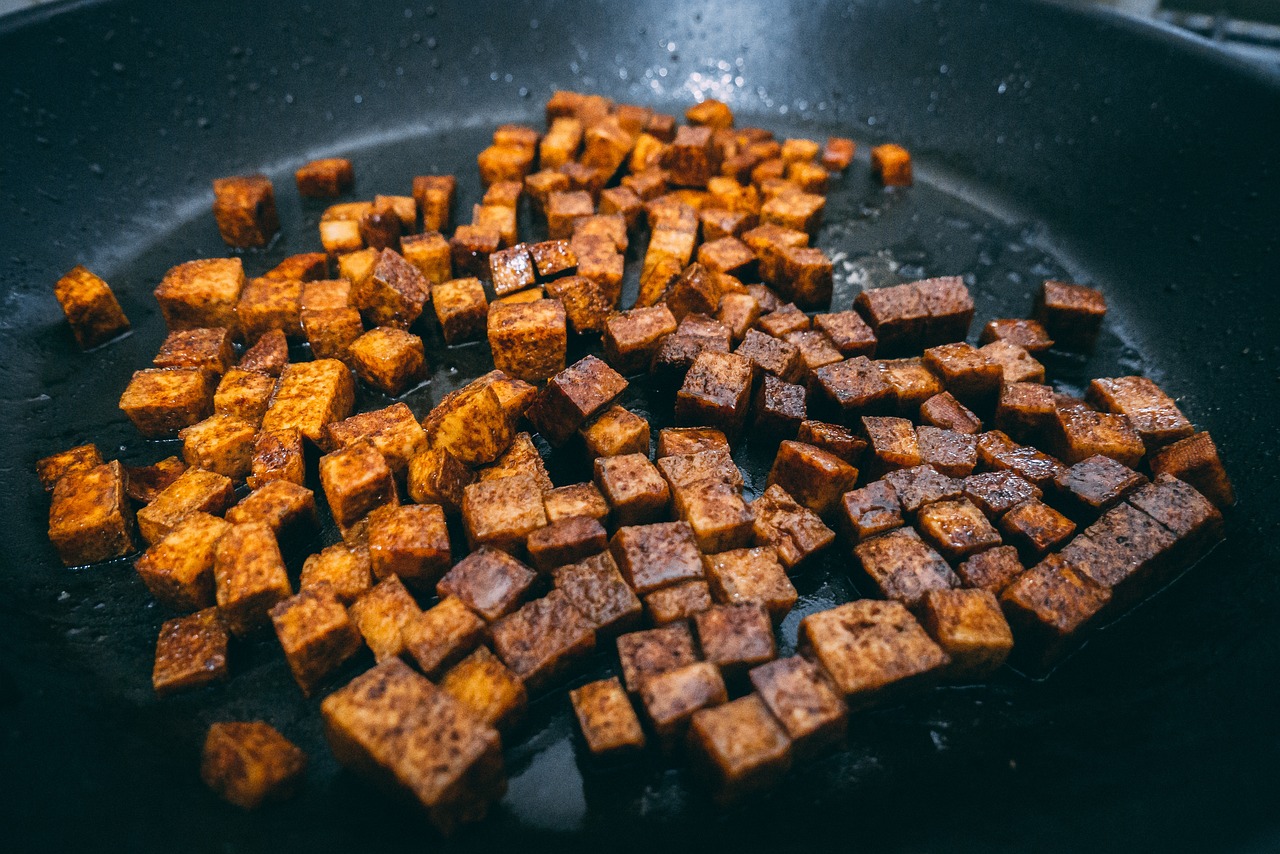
[916,426,978,478]
[995,382,1057,444]
[47,461,137,566]
[645,580,714,625]
[1000,556,1111,671]
[1149,432,1234,509]
[657,427,731,459]
[798,599,948,706]
[703,546,797,619]
[918,588,1014,678]
[641,661,728,750]
[855,527,960,607]
[300,542,373,605]
[1128,472,1224,552]
[979,340,1046,385]
[36,444,103,491]
[53,265,130,348]
[664,125,720,188]
[527,239,578,280]
[543,482,609,524]
[700,208,755,242]
[751,484,835,570]
[882,464,964,514]
[616,623,700,695]
[753,375,807,437]
[916,498,1003,562]
[432,277,488,345]
[814,311,877,358]
[757,302,812,339]
[920,391,982,434]
[480,430,552,492]
[593,454,670,526]
[980,318,1054,353]
[366,504,451,589]
[571,677,646,757]
[1052,407,1146,468]
[123,456,188,504]
[736,329,803,383]
[1088,376,1193,450]
[661,262,722,322]
[694,603,776,677]
[348,575,421,661]
[1000,499,1077,558]
[212,175,279,248]
[976,430,1067,490]
[650,330,731,386]
[491,590,597,691]
[717,293,763,345]
[1035,280,1107,350]
[839,481,904,543]
[876,357,945,417]
[776,245,833,309]
[749,655,846,758]
[201,722,305,810]
[610,521,705,595]
[426,380,516,469]
[320,659,504,834]
[922,342,1002,406]
[795,420,866,465]
[462,473,548,554]
[545,275,611,334]
[1058,503,1178,603]
[956,544,1025,593]
[224,479,316,538]
[318,439,397,534]
[1053,455,1148,519]
[248,428,305,490]
[351,248,427,329]
[697,236,757,279]
[785,329,843,377]
[449,224,502,278]
[487,299,567,383]
[766,440,859,517]
[553,551,643,636]
[600,185,644,230]
[687,694,792,803]
[675,351,755,437]
[862,416,923,475]
[527,354,628,446]
[855,283,928,356]
[269,585,362,696]
[213,522,292,637]
[440,646,528,733]
[810,357,894,422]
[135,467,233,546]
[526,516,609,574]
[401,596,488,678]
[152,608,229,696]
[119,367,216,438]
[916,276,975,346]
[962,470,1044,519]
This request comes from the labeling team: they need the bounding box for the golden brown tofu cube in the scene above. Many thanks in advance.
[224,479,316,538]
[873,358,942,418]
[685,98,734,129]
[212,175,279,248]
[424,379,514,466]
[717,292,763,345]
[36,444,104,492]
[1052,407,1145,468]
[571,676,646,757]
[367,504,451,589]
[318,438,397,535]
[301,307,363,363]
[413,174,457,233]
[766,440,859,517]
[1000,556,1111,671]
[478,143,535,186]
[641,661,728,750]
[487,299,567,383]
[609,521,704,595]
[479,431,553,492]
[751,484,835,570]
[1149,432,1234,509]
[295,157,353,197]
[854,527,960,607]
[813,310,877,358]
[671,476,754,554]
[645,580,713,625]
[406,446,474,515]
[603,305,679,375]
[809,357,894,423]
[980,339,1045,385]
[399,232,453,288]
[687,693,791,803]
[526,516,609,574]
[270,584,362,696]
[526,169,574,212]
[488,245,536,297]
[1035,280,1107,350]
[363,200,408,247]
[462,473,548,553]
[580,405,650,458]
[659,263,721,323]
[956,544,1025,593]
[348,326,426,396]
[796,420,867,465]
[839,480,904,543]
[663,125,720,188]
[919,588,1014,678]
[201,722,305,810]
[491,590,596,691]
[750,654,849,766]
[260,359,355,445]
[760,190,824,238]
[862,415,922,475]
[980,317,1053,353]
[594,454,671,526]
[120,453,185,503]
[539,116,583,168]
[1053,454,1148,519]
[702,547,797,620]
[236,277,302,343]
[46,460,137,568]
[917,498,1003,562]
[53,265,130,348]
[920,391,983,434]
[319,218,363,255]
[922,342,1002,407]
[154,258,244,332]
[916,426,978,478]
[152,608,229,696]
[440,646,528,733]
[1087,375,1193,450]
[472,203,517,250]
[1000,499,1077,558]
[994,381,1057,444]
[401,596,488,678]
[248,427,305,490]
[348,574,421,661]
[321,659,504,834]
[675,351,755,437]
[694,602,776,678]
[976,430,1067,490]
[431,277,487,345]
[526,354,628,446]
[869,143,912,186]
[119,367,216,438]
[214,522,292,637]
[213,368,275,425]
[962,470,1043,519]
[352,248,428,329]
[325,402,427,477]
[821,136,856,170]
[300,542,372,605]
[178,414,256,481]
[437,546,538,622]
[656,427,730,459]
[136,466,234,546]
[776,245,832,309]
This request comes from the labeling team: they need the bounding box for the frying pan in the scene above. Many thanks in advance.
[2,0,1278,851]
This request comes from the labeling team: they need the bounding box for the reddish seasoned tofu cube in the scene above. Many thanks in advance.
[640,661,728,750]
[270,584,362,696]
[918,588,1014,678]
[814,311,877,358]
[433,277,489,345]
[366,504,451,589]
[318,438,397,534]
[750,484,835,570]
[348,575,421,661]
[36,444,104,492]
[401,596,488,678]
[916,498,1003,562]
[133,512,229,611]
[462,473,548,554]
[438,546,538,622]
[325,402,428,477]
[295,157,353,197]
[179,414,257,481]
[527,355,628,446]
[1035,279,1109,350]
[610,521,704,595]
[154,258,244,332]
[999,556,1111,671]
[248,428,305,490]
[300,542,373,605]
[213,522,293,637]
[152,608,230,696]
[604,305,679,375]
[491,590,597,691]
[553,551,643,636]
[571,677,646,757]
[594,454,671,526]
[916,426,978,478]
[703,546,798,619]
[201,722,305,810]
[694,603,776,677]
[645,580,714,625]
[47,461,137,566]
[810,356,894,422]
[862,416,922,475]
[53,265,130,348]
[980,318,1054,353]
[882,464,963,514]
[766,440,859,516]
[962,470,1044,519]
[737,329,803,383]
[440,646,528,733]
[1087,376,1193,450]
[526,516,609,573]
[854,527,959,607]
[1000,499,1077,558]
[224,479,316,538]
[675,351,756,437]
[214,368,276,425]
[487,299,567,382]
[749,655,846,757]
[922,342,1002,406]
[854,282,927,355]
[154,327,235,373]
[956,544,1025,593]
[413,174,457,233]
[919,391,982,434]
[260,359,355,445]
[212,175,279,248]
[870,144,912,186]
[839,481,904,543]
[135,467,233,546]
[119,367,216,439]
[1149,432,1234,509]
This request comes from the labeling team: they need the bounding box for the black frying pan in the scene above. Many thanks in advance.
[2,1,1278,851]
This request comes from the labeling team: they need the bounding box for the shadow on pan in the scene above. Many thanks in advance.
[0,0,1278,851]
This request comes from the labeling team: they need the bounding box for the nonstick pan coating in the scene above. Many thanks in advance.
[1,1,1278,851]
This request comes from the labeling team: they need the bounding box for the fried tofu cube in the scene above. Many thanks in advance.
[593,453,671,526]
[325,402,427,477]
[321,659,504,834]
[922,342,1002,406]
[875,357,944,417]
[861,415,922,475]
[491,590,597,691]
[537,484,607,527]
[154,258,244,332]
[799,599,948,706]
[178,414,256,481]
[1034,279,1107,350]
[918,588,1013,678]
[435,546,538,622]
[855,527,960,607]
[548,550,639,635]
[980,317,1053,353]
[412,174,456,233]
[366,504,451,589]
[152,608,229,695]
[1087,375,1193,450]
[672,476,754,554]
[751,375,806,438]
[1000,499,1077,558]
[920,391,982,434]
[236,277,303,343]
[439,646,528,734]
[245,427,304,490]
[136,466,234,545]
[525,354,628,446]
[660,263,722,322]
[750,656,846,762]
[1052,407,1146,468]
[976,430,1067,489]
[269,585,362,696]
[345,327,426,396]
[525,516,609,574]
[703,546,797,619]
[484,244,534,298]
[956,544,1025,593]
[424,380,514,466]
[265,252,327,282]
[348,575,421,661]
[428,277,486,345]
[404,448,472,515]
[316,439,396,536]
[399,232,452,288]
[736,328,802,383]
[602,305,678,375]
[319,217,363,255]
[539,116,583,169]
[655,427,729,459]
[478,431,552,491]
[776,245,833,309]
[645,580,714,625]
[477,143,536,187]
[995,381,1057,444]
[751,484,835,570]
[980,339,1045,385]
[760,191,824,237]
[663,125,720,188]
[579,405,649,458]
[125,457,190,503]
[213,368,275,425]
[36,444,103,492]
[1149,431,1234,509]
[544,189,594,240]
[119,367,216,438]
[260,359,355,445]
[401,596,488,678]
[213,522,292,637]
[300,542,372,605]
[715,293,762,346]
[1127,473,1225,567]
[869,143,912,186]
[882,464,963,514]
[1058,502,1178,603]
[571,676,646,757]
[641,661,728,750]
[295,157,353,197]
[695,237,755,280]
[767,440,859,517]
[962,470,1043,520]
[1000,556,1111,670]
[486,299,567,383]
[795,420,867,465]
[656,447,743,494]
[201,722,305,810]
[224,479,316,539]
[839,481,904,543]
[854,283,927,356]
[694,602,776,678]
[300,307,363,363]
[609,521,704,595]
[1053,454,1148,519]
[349,249,426,329]
[53,265,130,348]
[675,351,755,437]
[917,498,1003,562]
[212,175,279,248]
[809,356,894,423]
[462,473,548,553]
[446,225,499,279]
[916,426,978,478]
[700,208,755,243]
[615,624,699,696]
[812,311,875,359]
[687,693,791,803]
[545,274,611,335]
[785,329,843,378]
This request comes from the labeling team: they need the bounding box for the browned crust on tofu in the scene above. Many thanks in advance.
[201,721,306,810]
[47,461,136,567]
[270,584,362,696]
[490,590,597,692]
[54,265,130,348]
[687,693,792,804]
[152,608,229,696]
[616,622,700,694]
[751,484,835,570]
[571,676,646,756]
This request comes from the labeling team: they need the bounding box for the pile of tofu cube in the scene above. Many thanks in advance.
[42,90,1233,829]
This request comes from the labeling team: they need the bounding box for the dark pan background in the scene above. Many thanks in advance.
[1,1,1278,851]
